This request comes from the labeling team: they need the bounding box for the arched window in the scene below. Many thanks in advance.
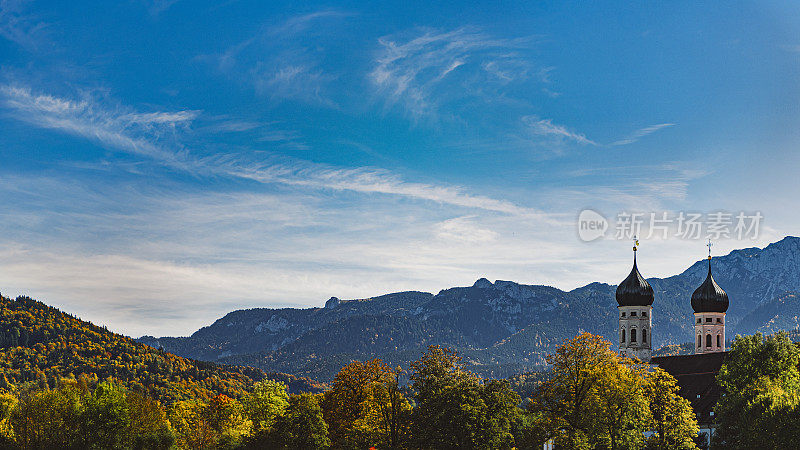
[697,334,702,348]
[706,334,712,348]
[630,328,637,343]
[620,329,625,344]
[642,328,647,343]
[717,334,721,348]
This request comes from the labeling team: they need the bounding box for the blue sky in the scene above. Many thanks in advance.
[1,0,798,336]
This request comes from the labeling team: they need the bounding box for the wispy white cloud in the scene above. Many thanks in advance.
[369,27,537,120]
[2,170,772,337]
[435,216,498,243]
[251,63,336,107]
[0,85,193,164]
[268,9,352,36]
[519,118,675,148]
[200,10,349,106]
[198,119,261,133]
[610,123,675,146]
[0,174,612,336]
[0,0,47,50]
[0,84,542,216]
[553,163,710,210]
[120,110,200,125]
[142,0,181,17]
[222,156,539,216]
[522,115,597,145]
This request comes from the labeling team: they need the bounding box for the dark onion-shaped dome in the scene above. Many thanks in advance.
[616,255,654,306]
[691,259,729,313]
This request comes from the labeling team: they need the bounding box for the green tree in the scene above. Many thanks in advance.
[0,391,17,447]
[514,408,553,450]
[644,368,698,450]
[713,332,800,448]
[9,383,84,449]
[82,381,130,449]
[410,345,520,449]
[126,392,174,450]
[169,395,250,450]
[268,393,330,449]
[242,379,289,434]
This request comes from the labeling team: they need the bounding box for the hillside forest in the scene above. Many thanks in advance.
[2,294,800,449]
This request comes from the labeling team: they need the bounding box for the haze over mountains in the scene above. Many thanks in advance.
[139,237,800,381]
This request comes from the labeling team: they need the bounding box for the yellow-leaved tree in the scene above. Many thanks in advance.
[532,332,697,450]
[644,367,699,449]
[322,359,411,449]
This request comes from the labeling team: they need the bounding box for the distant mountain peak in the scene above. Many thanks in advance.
[140,236,800,382]
[325,297,340,309]
[473,278,493,288]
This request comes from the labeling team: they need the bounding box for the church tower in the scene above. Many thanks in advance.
[616,239,654,362]
[692,242,729,354]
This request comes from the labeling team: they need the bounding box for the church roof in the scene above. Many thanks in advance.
[615,253,654,307]
[691,258,729,313]
[651,352,727,426]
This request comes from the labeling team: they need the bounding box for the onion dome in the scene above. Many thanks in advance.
[691,257,729,313]
[616,250,654,307]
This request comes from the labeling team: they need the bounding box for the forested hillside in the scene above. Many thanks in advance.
[0,295,322,403]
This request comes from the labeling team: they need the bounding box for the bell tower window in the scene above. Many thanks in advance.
[706,334,712,348]
[642,329,647,343]
[630,328,637,343]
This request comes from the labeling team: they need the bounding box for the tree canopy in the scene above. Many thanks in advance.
[713,332,800,448]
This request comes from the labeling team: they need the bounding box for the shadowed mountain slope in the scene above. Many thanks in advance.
[140,237,800,381]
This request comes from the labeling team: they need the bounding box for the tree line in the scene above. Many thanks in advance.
[1,332,706,449]
[4,319,797,449]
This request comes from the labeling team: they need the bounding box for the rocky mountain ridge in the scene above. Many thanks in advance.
[139,236,800,381]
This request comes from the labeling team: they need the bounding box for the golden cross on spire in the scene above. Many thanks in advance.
[707,239,713,260]
[633,235,639,252]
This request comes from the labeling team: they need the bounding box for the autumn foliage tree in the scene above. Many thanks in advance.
[2,379,174,450]
[355,366,412,450]
[532,332,698,450]
[322,359,411,449]
[242,379,289,435]
[1,289,712,450]
[644,367,698,449]
[410,345,520,449]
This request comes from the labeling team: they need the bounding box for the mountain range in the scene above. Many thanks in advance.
[138,236,800,381]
